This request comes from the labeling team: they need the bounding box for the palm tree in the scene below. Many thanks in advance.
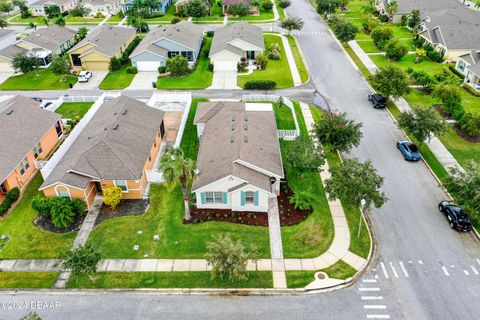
[159,147,197,221]
[54,16,65,27]
[42,16,49,27]
[28,21,37,30]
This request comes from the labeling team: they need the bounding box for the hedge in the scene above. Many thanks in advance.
[447,65,465,80]
[126,66,138,74]
[244,80,277,90]
[0,187,20,216]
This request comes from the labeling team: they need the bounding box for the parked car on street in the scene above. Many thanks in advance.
[78,71,93,83]
[397,140,421,161]
[438,201,473,232]
[368,93,387,109]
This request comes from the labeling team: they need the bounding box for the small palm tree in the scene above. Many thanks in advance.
[159,147,197,221]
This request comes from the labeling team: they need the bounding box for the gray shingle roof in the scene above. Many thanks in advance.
[130,21,203,58]
[0,95,61,183]
[396,0,459,13]
[222,0,250,6]
[40,96,164,190]
[68,25,135,57]
[0,29,12,40]
[0,45,25,60]
[459,51,480,65]
[210,22,264,57]
[192,101,283,193]
[31,0,75,6]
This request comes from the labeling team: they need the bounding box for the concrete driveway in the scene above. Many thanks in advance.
[72,71,108,90]
[209,70,239,89]
[0,72,12,85]
[128,71,158,89]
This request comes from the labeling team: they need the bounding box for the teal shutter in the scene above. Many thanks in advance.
[200,192,206,204]
[223,192,227,204]
[254,191,259,206]
[240,191,245,206]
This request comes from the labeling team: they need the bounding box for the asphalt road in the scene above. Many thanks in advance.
[1,1,480,319]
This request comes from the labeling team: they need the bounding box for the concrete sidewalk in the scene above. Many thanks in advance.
[348,40,464,173]
[268,33,303,86]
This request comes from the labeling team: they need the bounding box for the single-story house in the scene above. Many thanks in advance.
[376,0,458,23]
[192,101,284,212]
[81,0,124,16]
[67,25,136,71]
[221,0,257,14]
[39,95,165,210]
[0,25,76,72]
[0,95,64,202]
[130,21,203,71]
[209,22,264,71]
[31,0,78,16]
[418,8,480,60]
[456,51,480,92]
[122,0,173,15]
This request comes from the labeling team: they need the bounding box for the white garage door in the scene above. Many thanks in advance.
[214,61,237,71]
[137,61,161,72]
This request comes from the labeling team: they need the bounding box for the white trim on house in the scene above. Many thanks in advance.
[209,49,241,59]
[157,37,196,52]
[54,184,72,199]
[129,49,166,59]
[79,49,111,59]
[233,159,283,180]
[192,174,249,193]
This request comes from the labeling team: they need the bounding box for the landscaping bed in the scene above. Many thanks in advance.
[35,212,85,233]
[95,199,149,226]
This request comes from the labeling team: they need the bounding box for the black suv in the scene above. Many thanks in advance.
[368,93,387,109]
[438,201,473,232]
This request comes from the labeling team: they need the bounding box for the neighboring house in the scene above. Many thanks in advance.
[221,0,256,14]
[67,25,136,70]
[376,0,458,23]
[456,51,480,92]
[192,101,284,213]
[418,8,480,60]
[209,22,264,71]
[174,0,187,13]
[122,0,173,15]
[81,0,124,16]
[39,95,166,210]
[0,95,64,202]
[130,21,203,71]
[31,0,78,16]
[0,25,76,72]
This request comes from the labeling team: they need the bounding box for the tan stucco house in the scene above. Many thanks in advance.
[31,0,78,16]
[67,25,136,71]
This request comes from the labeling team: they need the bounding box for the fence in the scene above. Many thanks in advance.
[45,95,99,113]
[242,94,300,139]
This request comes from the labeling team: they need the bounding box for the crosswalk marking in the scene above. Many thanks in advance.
[367,315,390,319]
[362,279,377,283]
[464,270,470,276]
[399,261,409,277]
[359,287,380,291]
[442,266,450,276]
[471,266,479,275]
[389,262,399,278]
[380,262,389,279]
[362,296,383,300]
[364,305,387,309]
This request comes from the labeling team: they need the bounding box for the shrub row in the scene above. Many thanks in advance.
[0,188,20,216]
[448,65,465,80]
[244,80,277,90]
[31,196,86,228]
[126,66,138,74]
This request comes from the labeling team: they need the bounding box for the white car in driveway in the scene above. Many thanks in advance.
[78,71,93,82]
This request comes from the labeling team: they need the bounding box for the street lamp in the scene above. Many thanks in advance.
[358,199,366,238]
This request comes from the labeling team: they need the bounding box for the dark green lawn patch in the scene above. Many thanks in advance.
[0,68,77,90]
[180,98,208,161]
[273,102,296,130]
[99,65,136,90]
[55,102,94,119]
[0,272,58,288]
[67,271,273,288]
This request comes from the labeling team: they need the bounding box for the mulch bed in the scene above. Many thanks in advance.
[35,214,86,234]
[434,105,480,142]
[434,104,451,120]
[186,183,312,227]
[94,199,149,226]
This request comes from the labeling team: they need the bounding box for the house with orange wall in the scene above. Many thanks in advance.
[0,95,64,202]
[39,95,165,209]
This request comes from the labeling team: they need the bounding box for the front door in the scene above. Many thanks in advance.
[94,181,102,194]
[71,54,82,67]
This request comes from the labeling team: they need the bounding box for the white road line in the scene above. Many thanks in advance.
[361,296,384,300]
[366,315,390,319]
[418,260,424,265]
[471,266,479,275]
[389,262,399,278]
[380,262,389,279]
[363,279,377,283]
[399,261,409,277]
[464,270,470,276]
[359,287,380,291]
[364,305,387,309]
[442,266,450,276]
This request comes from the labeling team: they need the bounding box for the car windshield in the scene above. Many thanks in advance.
[452,207,468,219]
[377,96,386,102]
[407,143,418,152]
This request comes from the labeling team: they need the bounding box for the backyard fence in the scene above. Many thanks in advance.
[45,95,99,113]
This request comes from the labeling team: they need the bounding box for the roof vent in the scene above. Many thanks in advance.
[243,135,248,142]
[112,124,119,130]
[230,135,235,143]
[231,123,236,130]
[121,109,128,115]
[6,109,14,115]
[243,123,248,130]
[232,114,236,121]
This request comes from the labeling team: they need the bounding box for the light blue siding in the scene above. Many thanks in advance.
[200,192,206,204]
[131,51,166,67]
[223,192,227,204]
[240,191,245,206]
[254,191,259,206]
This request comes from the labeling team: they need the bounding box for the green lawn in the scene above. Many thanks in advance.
[357,39,414,53]
[192,3,224,21]
[274,0,286,20]
[286,260,357,288]
[99,65,136,90]
[0,175,76,259]
[0,68,77,90]
[67,271,273,288]
[87,184,271,258]
[285,35,309,83]
[157,37,213,89]
[106,12,123,23]
[55,102,94,119]
[0,272,58,288]
[9,14,48,25]
[180,98,207,161]
[229,6,275,21]
[65,16,104,23]
[273,102,296,130]
[238,34,294,89]
[370,54,445,77]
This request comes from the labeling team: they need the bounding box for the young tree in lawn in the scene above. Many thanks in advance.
[71,5,92,24]
[205,234,257,281]
[325,158,388,210]
[333,22,358,42]
[20,3,30,18]
[50,54,70,77]
[126,15,147,32]
[61,244,101,276]
[370,66,410,100]
[316,0,340,15]
[12,53,35,73]
[44,5,61,18]
[279,17,304,35]
[262,0,273,12]
[370,27,393,50]
[285,135,325,178]
[0,1,14,16]
[278,0,291,9]
[385,39,408,61]
[159,147,197,221]
[54,15,66,27]
[228,3,251,17]
[410,71,435,92]
[407,9,420,32]
[313,111,363,152]
[255,52,268,69]
[337,0,349,11]
[398,106,447,144]
[0,18,7,29]
[28,22,37,30]
[103,186,123,210]
[183,0,209,17]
